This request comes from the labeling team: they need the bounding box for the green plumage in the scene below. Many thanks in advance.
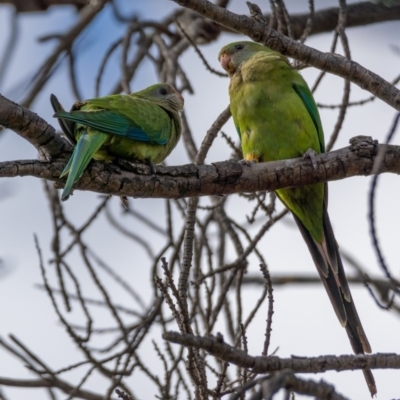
[219,41,376,396]
[51,84,184,201]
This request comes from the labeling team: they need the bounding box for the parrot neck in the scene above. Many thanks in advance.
[164,107,182,146]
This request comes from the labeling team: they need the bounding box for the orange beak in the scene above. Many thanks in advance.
[219,53,234,74]
[177,92,184,107]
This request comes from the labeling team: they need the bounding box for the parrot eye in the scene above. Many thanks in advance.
[159,88,168,95]
[235,44,244,50]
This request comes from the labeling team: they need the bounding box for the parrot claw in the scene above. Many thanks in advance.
[115,158,138,173]
[148,161,157,175]
[239,159,256,168]
[303,148,318,170]
[105,162,122,175]
[107,194,129,209]
[119,196,129,210]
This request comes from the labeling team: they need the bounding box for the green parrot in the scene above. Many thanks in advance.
[219,41,376,396]
[51,83,184,201]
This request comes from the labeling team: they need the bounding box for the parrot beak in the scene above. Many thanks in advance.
[219,53,234,74]
[177,92,184,107]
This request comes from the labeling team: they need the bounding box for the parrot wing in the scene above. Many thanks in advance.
[55,95,173,145]
[292,81,325,153]
[54,108,169,145]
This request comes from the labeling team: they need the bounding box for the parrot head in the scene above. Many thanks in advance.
[133,83,184,113]
[218,41,278,76]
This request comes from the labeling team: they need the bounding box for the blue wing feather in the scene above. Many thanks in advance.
[292,83,325,153]
[54,110,168,145]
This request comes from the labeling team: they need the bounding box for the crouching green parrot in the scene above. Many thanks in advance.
[219,41,376,396]
[51,83,184,201]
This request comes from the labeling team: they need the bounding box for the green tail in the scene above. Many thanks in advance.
[61,131,108,201]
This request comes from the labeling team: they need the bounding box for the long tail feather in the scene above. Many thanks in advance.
[292,209,376,396]
[61,131,108,201]
[60,157,73,179]
[50,94,76,145]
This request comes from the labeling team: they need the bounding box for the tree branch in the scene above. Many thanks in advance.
[0,376,116,400]
[223,2,400,39]
[0,94,72,160]
[171,0,400,111]
[163,331,400,374]
[231,371,349,400]
[0,136,398,199]
[242,273,396,289]
[0,0,86,12]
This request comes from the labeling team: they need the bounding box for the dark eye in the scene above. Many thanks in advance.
[235,44,244,50]
[160,88,168,95]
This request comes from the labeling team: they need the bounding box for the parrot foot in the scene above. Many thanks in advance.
[105,162,122,175]
[238,159,256,168]
[115,159,156,175]
[303,148,318,170]
[107,194,129,210]
[119,195,129,210]
[147,161,157,175]
[115,159,140,173]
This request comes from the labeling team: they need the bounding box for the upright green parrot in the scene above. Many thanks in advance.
[219,41,376,396]
[51,83,184,201]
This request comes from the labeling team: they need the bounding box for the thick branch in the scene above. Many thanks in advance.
[171,0,400,111]
[0,0,86,12]
[163,331,400,374]
[256,372,349,400]
[0,136,399,199]
[224,2,400,39]
[0,376,116,400]
[242,273,394,288]
[0,94,72,160]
